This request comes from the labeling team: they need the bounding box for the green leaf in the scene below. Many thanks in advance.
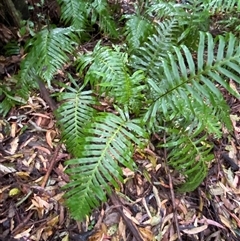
[63,112,148,220]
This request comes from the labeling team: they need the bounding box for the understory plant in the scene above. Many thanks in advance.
[0,0,240,220]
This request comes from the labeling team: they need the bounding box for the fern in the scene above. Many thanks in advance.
[20,27,77,87]
[57,0,88,29]
[130,18,179,80]
[0,79,26,116]
[161,119,214,192]
[63,111,148,220]
[124,13,154,51]
[77,42,147,113]
[1,0,240,220]
[207,0,239,13]
[56,76,97,157]
[91,0,118,38]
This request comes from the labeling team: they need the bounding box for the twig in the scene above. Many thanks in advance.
[12,211,34,235]
[110,192,144,241]
[41,144,61,188]
[163,131,182,241]
[36,76,58,112]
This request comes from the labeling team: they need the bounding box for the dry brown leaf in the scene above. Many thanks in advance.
[13,225,33,239]
[219,215,233,230]
[33,145,51,155]
[8,137,19,155]
[31,113,51,119]
[10,122,17,138]
[88,224,110,241]
[169,233,178,241]
[182,224,208,234]
[16,171,30,179]
[0,163,16,174]
[28,195,53,217]
[47,215,59,227]
[46,130,56,148]
[139,227,153,241]
[122,207,140,225]
[198,217,226,229]
[118,218,126,241]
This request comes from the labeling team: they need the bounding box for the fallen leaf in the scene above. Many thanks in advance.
[182,224,208,234]
[14,225,33,239]
[0,163,16,174]
[46,130,56,148]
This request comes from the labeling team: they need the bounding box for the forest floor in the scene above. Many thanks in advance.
[0,1,240,241]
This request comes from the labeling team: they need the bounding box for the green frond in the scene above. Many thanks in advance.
[63,112,148,220]
[57,0,88,29]
[77,42,127,88]
[56,77,97,158]
[110,70,147,114]
[77,43,147,113]
[161,119,214,192]
[0,91,15,116]
[207,0,239,13]
[144,32,239,130]
[0,82,26,117]
[141,32,240,190]
[131,18,179,79]
[146,1,183,19]
[20,27,77,86]
[124,14,154,50]
[3,41,20,56]
[91,0,118,37]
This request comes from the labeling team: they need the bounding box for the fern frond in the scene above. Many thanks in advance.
[146,1,182,19]
[56,77,97,157]
[161,119,214,192]
[207,0,239,13]
[64,112,147,220]
[110,70,147,114]
[77,42,147,113]
[3,41,20,56]
[144,32,239,130]
[131,18,179,80]
[142,31,240,190]
[0,82,26,116]
[57,0,88,29]
[77,41,127,85]
[124,14,154,50]
[20,27,77,86]
[91,0,118,37]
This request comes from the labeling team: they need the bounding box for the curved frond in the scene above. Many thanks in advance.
[77,42,127,87]
[0,81,26,117]
[64,113,147,220]
[20,27,77,86]
[77,43,147,113]
[144,32,239,130]
[207,0,239,13]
